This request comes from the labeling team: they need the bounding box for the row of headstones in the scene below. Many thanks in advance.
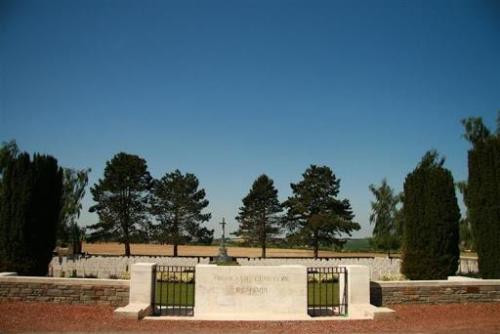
[48,256,478,280]
[235,257,402,280]
[48,256,211,279]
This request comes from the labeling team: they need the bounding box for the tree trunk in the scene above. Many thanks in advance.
[173,214,179,257]
[124,241,130,257]
[313,231,319,259]
[260,214,266,258]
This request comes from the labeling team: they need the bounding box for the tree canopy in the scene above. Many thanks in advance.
[88,152,152,256]
[369,179,402,254]
[283,165,360,258]
[401,150,460,279]
[234,174,283,257]
[151,169,212,256]
[462,113,500,278]
[58,167,90,252]
[0,152,63,275]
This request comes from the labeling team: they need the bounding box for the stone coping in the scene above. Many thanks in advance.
[0,275,129,286]
[372,279,500,287]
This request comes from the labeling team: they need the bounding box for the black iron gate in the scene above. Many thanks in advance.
[153,265,195,316]
[307,267,347,317]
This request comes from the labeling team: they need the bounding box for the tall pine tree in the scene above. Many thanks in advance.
[401,151,460,280]
[88,153,152,256]
[234,174,283,258]
[283,165,359,258]
[151,169,212,256]
[462,114,500,278]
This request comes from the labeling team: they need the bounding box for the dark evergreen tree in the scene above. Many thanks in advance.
[283,165,360,258]
[151,169,211,256]
[401,151,460,280]
[234,174,283,258]
[0,152,63,275]
[88,153,152,256]
[462,114,500,278]
[369,179,402,255]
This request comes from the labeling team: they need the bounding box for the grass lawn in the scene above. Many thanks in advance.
[155,281,194,306]
[155,281,340,307]
[307,282,340,306]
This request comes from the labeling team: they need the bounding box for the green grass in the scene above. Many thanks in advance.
[155,280,340,307]
[308,282,340,306]
[155,281,194,306]
[342,238,373,252]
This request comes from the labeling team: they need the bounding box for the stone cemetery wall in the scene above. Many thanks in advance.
[48,255,478,281]
[0,275,129,306]
[370,279,500,306]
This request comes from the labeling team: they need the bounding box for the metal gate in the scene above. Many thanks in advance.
[152,265,195,316]
[307,267,347,317]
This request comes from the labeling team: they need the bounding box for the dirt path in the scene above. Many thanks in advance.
[1,302,499,333]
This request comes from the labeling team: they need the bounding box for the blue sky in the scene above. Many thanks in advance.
[1,0,499,238]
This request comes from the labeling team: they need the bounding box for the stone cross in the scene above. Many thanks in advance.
[217,217,229,261]
[220,218,226,244]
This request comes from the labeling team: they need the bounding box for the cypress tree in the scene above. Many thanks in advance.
[462,115,500,278]
[401,151,460,280]
[0,153,63,275]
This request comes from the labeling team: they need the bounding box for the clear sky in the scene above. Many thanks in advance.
[1,0,499,238]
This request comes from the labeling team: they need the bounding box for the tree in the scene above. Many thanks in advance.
[234,174,283,258]
[401,151,460,280]
[283,165,360,258]
[88,153,152,256]
[369,179,402,255]
[0,140,19,176]
[58,168,90,253]
[462,113,500,278]
[0,152,63,275]
[151,169,211,256]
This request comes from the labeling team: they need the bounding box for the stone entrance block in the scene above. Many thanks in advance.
[115,263,155,319]
[194,264,308,320]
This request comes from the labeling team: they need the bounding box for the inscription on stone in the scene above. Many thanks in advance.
[195,265,308,319]
[213,274,289,296]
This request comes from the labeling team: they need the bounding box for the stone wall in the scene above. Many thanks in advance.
[0,276,129,306]
[370,279,500,306]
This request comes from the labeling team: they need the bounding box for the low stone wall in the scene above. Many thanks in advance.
[0,276,129,306]
[370,279,500,306]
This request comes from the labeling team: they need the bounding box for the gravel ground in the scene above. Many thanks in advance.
[1,302,500,333]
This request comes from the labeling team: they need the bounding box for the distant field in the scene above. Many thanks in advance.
[81,242,389,258]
